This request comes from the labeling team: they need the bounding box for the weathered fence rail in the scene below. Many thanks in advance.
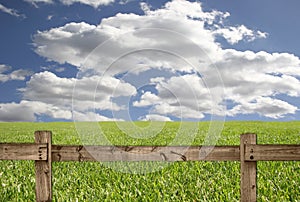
[1,131,300,202]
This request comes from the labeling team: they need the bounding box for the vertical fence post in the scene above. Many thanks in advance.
[240,133,257,202]
[35,131,52,202]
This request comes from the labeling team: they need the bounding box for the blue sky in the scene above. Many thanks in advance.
[1,0,300,122]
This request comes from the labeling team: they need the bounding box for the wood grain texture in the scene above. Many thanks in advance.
[35,131,52,202]
[240,134,257,202]
[51,145,240,162]
[2,130,300,202]
[0,143,47,160]
[245,144,300,161]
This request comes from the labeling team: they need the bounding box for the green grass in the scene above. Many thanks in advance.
[0,121,300,201]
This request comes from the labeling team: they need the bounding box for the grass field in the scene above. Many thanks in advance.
[0,121,300,201]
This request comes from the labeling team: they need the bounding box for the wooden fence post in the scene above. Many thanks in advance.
[35,131,52,202]
[240,134,257,202]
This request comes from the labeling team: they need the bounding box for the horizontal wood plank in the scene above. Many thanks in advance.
[0,143,47,160]
[2,143,300,162]
[51,145,240,162]
[245,144,300,161]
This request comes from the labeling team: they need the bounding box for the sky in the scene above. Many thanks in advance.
[1,0,300,122]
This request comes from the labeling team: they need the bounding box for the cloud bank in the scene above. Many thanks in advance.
[1,0,300,121]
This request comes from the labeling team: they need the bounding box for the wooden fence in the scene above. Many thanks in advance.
[0,131,300,202]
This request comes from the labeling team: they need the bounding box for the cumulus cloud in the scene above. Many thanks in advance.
[133,74,213,119]
[32,0,267,73]
[213,25,267,44]
[2,0,300,121]
[0,69,137,121]
[0,99,123,122]
[32,0,224,71]
[0,64,32,82]
[33,22,101,66]
[139,114,172,122]
[133,91,160,107]
[0,3,25,18]
[214,50,300,100]
[0,100,72,122]
[22,71,135,107]
[29,0,300,120]
[227,97,297,119]
[144,48,300,119]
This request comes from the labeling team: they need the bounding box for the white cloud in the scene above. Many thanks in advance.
[0,100,72,122]
[32,0,268,75]
[139,114,172,122]
[59,0,114,8]
[0,3,25,18]
[72,111,123,121]
[32,0,224,72]
[24,0,113,8]
[133,91,160,107]
[0,64,32,82]
[227,97,297,119]
[130,48,300,120]
[0,70,136,122]
[139,2,150,13]
[21,71,136,111]
[0,64,10,73]
[24,0,53,4]
[214,50,300,100]
[119,0,136,5]
[3,0,299,121]
[133,74,213,119]
[213,25,267,44]
[33,22,102,66]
